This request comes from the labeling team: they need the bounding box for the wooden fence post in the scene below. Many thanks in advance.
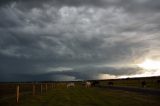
[52,83,53,89]
[41,84,43,94]
[16,85,20,103]
[45,83,47,92]
[32,84,35,96]
[54,83,55,88]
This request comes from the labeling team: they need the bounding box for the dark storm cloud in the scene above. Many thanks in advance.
[0,0,160,81]
[8,65,142,81]
[0,0,106,9]
[1,0,160,12]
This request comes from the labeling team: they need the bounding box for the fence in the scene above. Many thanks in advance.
[0,82,66,104]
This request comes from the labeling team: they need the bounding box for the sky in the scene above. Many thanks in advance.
[0,0,160,81]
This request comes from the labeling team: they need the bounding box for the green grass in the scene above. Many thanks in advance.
[100,77,160,89]
[1,87,160,106]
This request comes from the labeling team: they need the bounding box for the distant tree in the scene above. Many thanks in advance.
[91,81,100,87]
[108,82,114,86]
[157,80,160,87]
[141,81,146,87]
[157,80,160,84]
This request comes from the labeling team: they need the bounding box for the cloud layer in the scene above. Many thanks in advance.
[0,0,160,81]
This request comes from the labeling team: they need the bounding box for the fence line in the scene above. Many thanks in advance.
[15,83,59,103]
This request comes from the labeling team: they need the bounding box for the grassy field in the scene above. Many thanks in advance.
[0,87,160,106]
[99,76,160,89]
[0,76,160,106]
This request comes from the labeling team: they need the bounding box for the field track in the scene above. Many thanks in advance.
[101,85,160,96]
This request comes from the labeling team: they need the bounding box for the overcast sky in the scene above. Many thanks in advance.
[0,0,160,81]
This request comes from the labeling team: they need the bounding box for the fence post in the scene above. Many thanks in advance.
[16,85,20,103]
[32,84,35,96]
[45,83,47,92]
[41,84,43,94]
[54,83,55,88]
[52,83,53,89]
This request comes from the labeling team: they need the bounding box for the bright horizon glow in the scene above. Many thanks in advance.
[99,59,160,80]
[124,59,160,78]
[137,59,160,70]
